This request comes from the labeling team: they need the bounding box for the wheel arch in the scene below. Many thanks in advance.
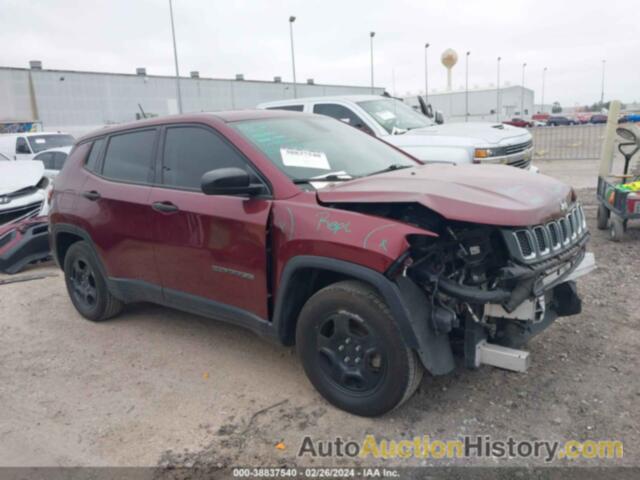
[272,255,455,375]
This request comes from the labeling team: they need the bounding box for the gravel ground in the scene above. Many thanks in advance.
[0,161,638,472]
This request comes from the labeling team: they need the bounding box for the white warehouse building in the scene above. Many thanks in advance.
[404,85,535,123]
[0,61,383,137]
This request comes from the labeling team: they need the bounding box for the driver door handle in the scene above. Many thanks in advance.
[81,190,101,201]
[152,201,179,214]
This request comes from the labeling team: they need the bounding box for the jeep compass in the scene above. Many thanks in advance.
[50,110,595,416]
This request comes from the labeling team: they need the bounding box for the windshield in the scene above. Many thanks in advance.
[232,116,416,182]
[27,134,74,153]
[357,98,434,134]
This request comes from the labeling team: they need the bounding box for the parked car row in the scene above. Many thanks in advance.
[504,112,640,127]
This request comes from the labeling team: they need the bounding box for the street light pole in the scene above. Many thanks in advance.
[600,59,606,106]
[424,43,430,104]
[521,62,527,116]
[541,67,547,113]
[289,16,297,98]
[496,56,501,122]
[168,0,183,114]
[370,32,375,94]
[465,51,470,122]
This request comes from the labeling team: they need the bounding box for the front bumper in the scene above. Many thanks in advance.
[0,217,50,274]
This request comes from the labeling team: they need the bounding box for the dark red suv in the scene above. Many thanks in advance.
[50,110,594,416]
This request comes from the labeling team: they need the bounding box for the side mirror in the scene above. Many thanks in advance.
[201,167,264,196]
[435,111,444,124]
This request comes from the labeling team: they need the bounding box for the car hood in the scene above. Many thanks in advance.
[316,164,572,227]
[0,161,44,195]
[398,122,530,146]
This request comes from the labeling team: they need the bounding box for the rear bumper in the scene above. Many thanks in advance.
[0,217,50,274]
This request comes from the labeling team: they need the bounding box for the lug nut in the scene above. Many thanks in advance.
[355,358,361,364]
[345,356,350,362]
[355,345,361,352]
[338,345,344,351]
[345,338,351,344]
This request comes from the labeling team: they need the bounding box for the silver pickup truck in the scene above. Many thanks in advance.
[258,95,536,171]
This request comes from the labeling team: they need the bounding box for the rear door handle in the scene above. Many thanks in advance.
[152,201,179,214]
[81,190,101,201]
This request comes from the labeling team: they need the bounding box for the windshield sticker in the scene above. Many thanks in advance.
[281,148,330,170]
[375,110,396,121]
[34,139,46,144]
[316,212,351,235]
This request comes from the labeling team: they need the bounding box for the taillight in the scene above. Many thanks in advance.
[48,188,54,205]
[627,194,640,214]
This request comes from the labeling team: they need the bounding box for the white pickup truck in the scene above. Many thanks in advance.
[258,95,536,171]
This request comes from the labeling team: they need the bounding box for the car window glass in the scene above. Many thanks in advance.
[86,138,105,172]
[53,152,68,170]
[267,105,304,112]
[102,130,156,183]
[27,134,74,153]
[16,137,30,154]
[313,104,365,127]
[162,126,250,190]
[35,152,54,169]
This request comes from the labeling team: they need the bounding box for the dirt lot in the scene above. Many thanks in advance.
[0,159,638,470]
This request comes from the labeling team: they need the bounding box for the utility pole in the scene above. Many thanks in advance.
[289,16,297,98]
[541,67,547,113]
[168,0,183,113]
[370,32,376,93]
[424,43,430,104]
[600,59,606,107]
[496,56,501,121]
[465,51,470,122]
[521,62,527,116]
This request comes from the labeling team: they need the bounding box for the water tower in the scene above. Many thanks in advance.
[441,48,458,91]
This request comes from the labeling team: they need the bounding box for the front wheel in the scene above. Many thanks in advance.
[296,280,423,417]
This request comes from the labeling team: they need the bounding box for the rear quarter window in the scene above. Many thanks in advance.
[85,138,105,173]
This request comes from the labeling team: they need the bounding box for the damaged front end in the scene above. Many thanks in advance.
[0,162,52,274]
[390,203,595,373]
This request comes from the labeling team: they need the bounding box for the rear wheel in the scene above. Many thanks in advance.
[63,241,123,321]
[296,280,423,417]
[597,204,610,230]
[609,216,625,242]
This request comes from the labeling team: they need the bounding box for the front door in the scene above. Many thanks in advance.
[150,125,272,320]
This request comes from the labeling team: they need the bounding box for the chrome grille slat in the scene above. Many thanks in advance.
[0,200,43,226]
[511,204,586,261]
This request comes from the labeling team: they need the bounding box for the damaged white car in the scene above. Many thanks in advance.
[0,161,52,273]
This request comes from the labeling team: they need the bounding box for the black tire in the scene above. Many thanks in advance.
[63,241,123,321]
[296,280,423,417]
[597,204,610,230]
[609,216,624,242]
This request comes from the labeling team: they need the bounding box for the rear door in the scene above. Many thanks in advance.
[79,128,162,297]
[149,124,272,319]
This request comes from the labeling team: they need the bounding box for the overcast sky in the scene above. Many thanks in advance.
[2,0,638,107]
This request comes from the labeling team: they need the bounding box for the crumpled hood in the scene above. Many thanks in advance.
[403,122,530,146]
[0,161,44,194]
[317,164,573,227]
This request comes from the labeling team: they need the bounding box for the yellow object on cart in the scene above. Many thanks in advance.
[618,180,640,192]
